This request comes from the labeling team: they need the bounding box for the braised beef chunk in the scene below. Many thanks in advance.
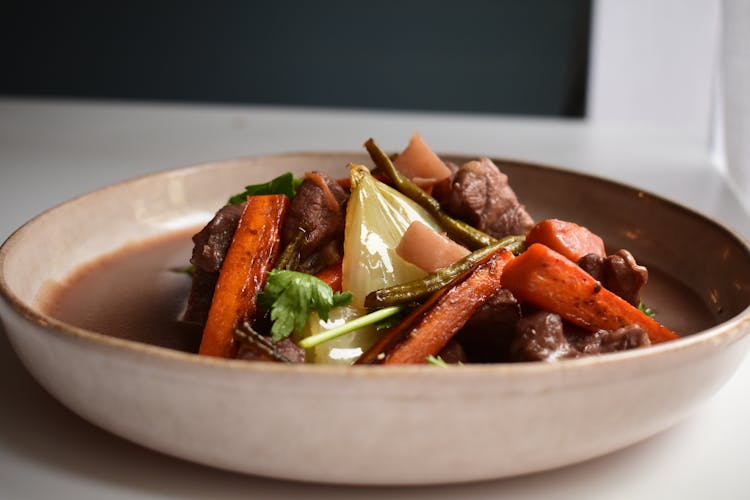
[282,172,348,274]
[571,325,651,355]
[295,240,341,276]
[445,158,534,239]
[510,311,576,362]
[190,203,244,272]
[184,203,244,324]
[438,340,468,364]
[236,336,306,363]
[508,310,651,362]
[578,249,648,306]
[183,268,219,324]
[431,160,460,205]
[456,289,520,362]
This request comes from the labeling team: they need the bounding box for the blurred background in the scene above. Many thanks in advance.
[1,0,592,117]
[0,0,728,174]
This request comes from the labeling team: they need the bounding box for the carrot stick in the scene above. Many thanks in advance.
[502,243,678,344]
[381,249,514,364]
[356,246,511,365]
[355,283,448,365]
[199,195,289,358]
[525,219,605,262]
[314,262,343,292]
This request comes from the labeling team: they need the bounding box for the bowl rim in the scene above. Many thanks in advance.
[2,151,750,379]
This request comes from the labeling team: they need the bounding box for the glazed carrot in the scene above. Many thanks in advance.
[314,262,343,292]
[502,243,678,344]
[356,248,509,365]
[199,195,289,358]
[355,283,448,365]
[363,249,513,365]
[525,219,605,262]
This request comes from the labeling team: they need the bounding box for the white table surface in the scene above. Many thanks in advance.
[1,98,749,499]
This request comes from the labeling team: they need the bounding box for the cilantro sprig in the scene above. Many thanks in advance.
[297,305,404,349]
[425,355,448,367]
[228,172,304,205]
[638,302,656,318]
[258,269,352,341]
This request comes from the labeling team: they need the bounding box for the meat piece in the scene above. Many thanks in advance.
[571,325,651,355]
[510,311,576,362]
[578,249,648,306]
[298,240,342,275]
[437,340,468,364]
[191,203,244,272]
[183,268,219,324]
[605,250,648,306]
[445,158,534,238]
[578,252,605,282]
[282,171,348,274]
[184,203,244,324]
[431,160,460,205]
[236,336,306,363]
[455,289,520,362]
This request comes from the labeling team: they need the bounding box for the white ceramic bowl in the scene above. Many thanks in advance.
[1,153,750,485]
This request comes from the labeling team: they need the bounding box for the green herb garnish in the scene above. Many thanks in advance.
[170,264,195,276]
[426,355,448,367]
[258,269,352,341]
[228,172,304,205]
[297,305,404,349]
[374,307,409,331]
[638,302,656,318]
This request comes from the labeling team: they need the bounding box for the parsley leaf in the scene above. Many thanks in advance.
[426,355,448,367]
[228,172,304,205]
[638,302,656,318]
[170,264,194,276]
[374,307,409,331]
[258,269,353,341]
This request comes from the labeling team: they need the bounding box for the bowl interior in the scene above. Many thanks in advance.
[2,152,750,349]
[3,152,750,485]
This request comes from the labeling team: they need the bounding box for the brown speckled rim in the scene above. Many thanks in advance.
[2,152,750,380]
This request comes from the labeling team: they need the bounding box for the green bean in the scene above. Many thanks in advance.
[364,138,496,250]
[364,235,525,308]
[274,227,306,271]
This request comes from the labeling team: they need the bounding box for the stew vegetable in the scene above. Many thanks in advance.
[184,133,678,365]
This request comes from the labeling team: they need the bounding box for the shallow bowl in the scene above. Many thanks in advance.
[1,152,750,485]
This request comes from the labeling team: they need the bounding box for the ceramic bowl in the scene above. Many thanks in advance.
[1,153,750,485]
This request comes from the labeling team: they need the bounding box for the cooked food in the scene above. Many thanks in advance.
[182,133,679,365]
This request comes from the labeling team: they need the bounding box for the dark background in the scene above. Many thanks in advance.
[1,1,592,117]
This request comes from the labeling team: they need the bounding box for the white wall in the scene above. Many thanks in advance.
[587,0,720,146]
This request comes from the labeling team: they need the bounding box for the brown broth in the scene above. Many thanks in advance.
[40,230,717,355]
[40,229,203,353]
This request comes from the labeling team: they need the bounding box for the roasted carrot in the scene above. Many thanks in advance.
[502,243,678,344]
[356,249,509,365]
[525,219,605,262]
[199,195,289,358]
[355,283,449,365]
[314,262,343,292]
[357,249,513,365]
